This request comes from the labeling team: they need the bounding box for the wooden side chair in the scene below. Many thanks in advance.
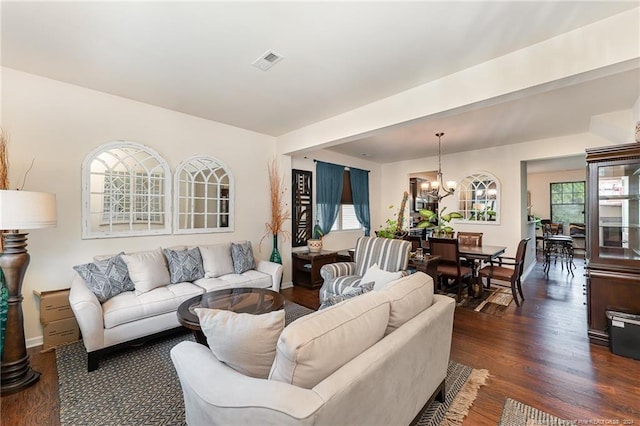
[428,236,472,301]
[457,232,483,247]
[478,238,530,306]
[457,232,483,268]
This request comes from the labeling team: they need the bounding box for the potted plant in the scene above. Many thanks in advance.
[307,222,324,253]
[416,207,463,238]
[376,192,410,239]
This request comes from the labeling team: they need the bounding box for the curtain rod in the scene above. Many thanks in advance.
[312,159,370,173]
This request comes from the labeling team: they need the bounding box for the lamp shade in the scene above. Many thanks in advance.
[0,190,57,230]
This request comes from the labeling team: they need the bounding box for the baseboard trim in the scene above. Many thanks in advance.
[26,336,44,349]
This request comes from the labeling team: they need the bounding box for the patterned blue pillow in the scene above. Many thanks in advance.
[319,282,374,310]
[73,253,134,303]
[230,241,256,274]
[163,247,205,284]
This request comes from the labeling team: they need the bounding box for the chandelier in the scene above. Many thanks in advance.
[425,132,456,201]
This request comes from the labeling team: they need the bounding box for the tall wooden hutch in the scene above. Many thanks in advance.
[585,143,640,345]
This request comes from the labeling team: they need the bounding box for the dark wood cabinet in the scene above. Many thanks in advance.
[585,143,640,346]
[292,251,338,289]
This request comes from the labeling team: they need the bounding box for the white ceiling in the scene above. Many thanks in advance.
[2,1,639,167]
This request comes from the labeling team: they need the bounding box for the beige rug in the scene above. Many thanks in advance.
[499,398,575,425]
[440,368,490,425]
[474,287,513,317]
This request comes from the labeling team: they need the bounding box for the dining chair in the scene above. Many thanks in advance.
[428,236,472,302]
[457,232,483,268]
[457,232,483,246]
[478,238,530,306]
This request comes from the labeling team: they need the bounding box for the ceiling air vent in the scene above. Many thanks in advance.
[252,50,284,71]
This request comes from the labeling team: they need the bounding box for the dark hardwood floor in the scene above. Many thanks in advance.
[2,255,639,425]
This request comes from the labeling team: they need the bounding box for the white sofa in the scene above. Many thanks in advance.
[171,272,455,425]
[69,242,283,371]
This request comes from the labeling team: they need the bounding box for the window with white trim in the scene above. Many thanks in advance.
[331,204,362,231]
[330,170,363,231]
[174,156,234,233]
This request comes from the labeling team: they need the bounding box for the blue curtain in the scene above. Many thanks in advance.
[350,167,371,236]
[316,161,344,235]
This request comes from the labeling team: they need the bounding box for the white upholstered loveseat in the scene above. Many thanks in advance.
[171,271,455,425]
[69,241,282,371]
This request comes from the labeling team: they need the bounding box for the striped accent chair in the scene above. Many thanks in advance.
[319,236,411,303]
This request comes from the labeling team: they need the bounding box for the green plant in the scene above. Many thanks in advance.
[416,207,463,237]
[377,192,410,239]
[377,215,399,239]
[312,222,324,240]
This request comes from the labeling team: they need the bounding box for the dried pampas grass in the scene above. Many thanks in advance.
[260,159,291,249]
[0,128,8,190]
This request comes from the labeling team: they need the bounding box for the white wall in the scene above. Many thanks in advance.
[1,68,277,344]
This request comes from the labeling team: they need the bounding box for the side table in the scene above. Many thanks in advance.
[408,254,440,284]
[292,250,338,289]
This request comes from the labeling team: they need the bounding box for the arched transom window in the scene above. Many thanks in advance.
[82,141,171,238]
[174,155,234,233]
[457,171,500,224]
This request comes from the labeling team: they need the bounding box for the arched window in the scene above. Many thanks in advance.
[82,141,171,238]
[457,172,500,224]
[174,155,234,234]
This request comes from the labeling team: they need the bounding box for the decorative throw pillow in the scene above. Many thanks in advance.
[195,308,285,379]
[230,241,256,274]
[199,243,235,277]
[318,282,375,310]
[163,247,205,284]
[73,253,134,303]
[121,248,170,294]
[361,263,403,291]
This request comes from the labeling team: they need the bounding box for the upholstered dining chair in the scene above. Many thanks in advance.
[428,236,472,302]
[478,238,530,306]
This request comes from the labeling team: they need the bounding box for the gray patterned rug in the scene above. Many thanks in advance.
[57,302,486,425]
[499,398,574,425]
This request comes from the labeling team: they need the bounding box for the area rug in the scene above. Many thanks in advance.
[499,398,574,425]
[57,303,488,425]
[440,284,513,318]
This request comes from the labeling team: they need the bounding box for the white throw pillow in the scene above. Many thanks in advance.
[195,308,285,379]
[361,263,403,291]
[198,243,235,278]
[121,248,170,294]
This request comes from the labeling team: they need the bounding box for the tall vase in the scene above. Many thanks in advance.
[270,234,282,264]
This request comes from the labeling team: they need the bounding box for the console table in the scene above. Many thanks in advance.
[292,250,338,288]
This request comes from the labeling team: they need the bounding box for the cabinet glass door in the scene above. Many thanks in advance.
[597,163,640,260]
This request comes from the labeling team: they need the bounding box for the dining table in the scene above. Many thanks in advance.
[458,244,507,298]
[422,241,507,298]
[543,234,575,275]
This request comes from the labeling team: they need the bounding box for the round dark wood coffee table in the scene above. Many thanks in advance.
[177,287,285,345]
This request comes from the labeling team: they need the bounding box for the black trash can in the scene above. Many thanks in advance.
[606,310,640,360]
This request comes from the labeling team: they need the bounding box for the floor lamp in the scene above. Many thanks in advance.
[0,190,57,395]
